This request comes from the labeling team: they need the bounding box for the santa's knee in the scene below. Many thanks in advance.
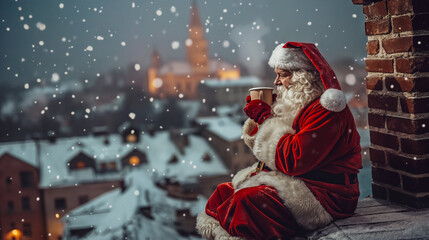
[233,186,271,207]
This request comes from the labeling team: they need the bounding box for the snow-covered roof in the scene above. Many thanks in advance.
[177,100,202,126]
[139,131,227,182]
[203,76,262,88]
[0,140,38,167]
[38,135,126,188]
[195,116,243,142]
[0,129,223,188]
[216,104,241,117]
[159,59,235,76]
[64,169,206,240]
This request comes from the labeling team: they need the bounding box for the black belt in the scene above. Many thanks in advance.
[299,170,357,185]
[254,161,272,174]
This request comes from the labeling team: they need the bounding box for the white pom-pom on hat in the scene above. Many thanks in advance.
[320,88,346,112]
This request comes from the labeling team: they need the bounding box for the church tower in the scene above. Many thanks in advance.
[148,49,161,96]
[186,0,209,73]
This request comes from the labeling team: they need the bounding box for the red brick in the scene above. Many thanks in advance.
[370,147,386,166]
[402,175,429,193]
[400,97,429,113]
[396,57,429,74]
[387,116,429,134]
[367,92,397,111]
[352,0,364,4]
[365,59,394,73]
[385,76,429,92]
[363,1,388,19]
[366,76,383,90]
[372,167,401,187]
[389,188,429,208]
[366,40,380,55]
[393,15,413,33]
[372,183,388,200]
[382,35,429,54]
[368,112,385,128]
[382,37,413,54]
[370,131,399,150]
[387,0,413,15]
[401,137,429,154]
[365,19,391,35]
[387,153,429,174]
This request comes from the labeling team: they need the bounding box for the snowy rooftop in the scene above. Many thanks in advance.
[202,76,262,88]
[0,140,38,167]
[64,169,206,240]
[195,116,243,142]
[159,59,235,76]
[0,130,228,188]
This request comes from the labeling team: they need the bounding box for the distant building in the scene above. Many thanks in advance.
[147,2,240,99]
[0,142,46,240]
[195,116,257,173]
[0,126,230,240]
[61,129,228,239]
[198,76,263,110]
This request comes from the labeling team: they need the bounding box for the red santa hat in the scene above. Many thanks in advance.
[268,42,346,112]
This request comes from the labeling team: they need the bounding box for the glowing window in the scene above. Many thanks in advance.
[109,162,117,170]
[129,156,140,166]
[126,134,137,143]
[76,161,86,168]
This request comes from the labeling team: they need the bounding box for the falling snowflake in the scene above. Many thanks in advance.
[171,41,180,49]
[51,73,60,82]
[36,22,46,31]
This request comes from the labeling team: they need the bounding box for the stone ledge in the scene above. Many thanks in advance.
[306,197,429,239]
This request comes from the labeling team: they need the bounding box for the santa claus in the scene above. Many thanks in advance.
[196,42,362,239]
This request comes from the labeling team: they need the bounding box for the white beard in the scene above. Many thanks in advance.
[272,86,307,122]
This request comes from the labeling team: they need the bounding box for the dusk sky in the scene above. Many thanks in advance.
[0,0,367,87]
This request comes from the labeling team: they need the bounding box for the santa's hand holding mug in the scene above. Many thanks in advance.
[244,87,276,125]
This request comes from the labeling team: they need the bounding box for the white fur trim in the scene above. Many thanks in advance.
[232,162,258,189]
[213,225,246,240]
[242,119,257,150]
[268,44,316,71]
[196,212,219,240]
[196,212,246,240]
[252,116,295,171]
[320,88,346,112]
[236,171,333,230]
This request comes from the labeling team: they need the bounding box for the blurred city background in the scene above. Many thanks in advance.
[0,0,370,239]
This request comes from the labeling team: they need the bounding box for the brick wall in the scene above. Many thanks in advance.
[353,0,429,208]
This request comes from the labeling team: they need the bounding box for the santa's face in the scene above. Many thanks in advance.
[273,68,292,88]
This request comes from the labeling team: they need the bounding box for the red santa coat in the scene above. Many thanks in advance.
[197,93,362,240]
[197,42,362,239]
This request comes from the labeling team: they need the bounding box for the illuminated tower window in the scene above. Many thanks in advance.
[126,134,137,143]
[129,156,140,166]
[77,161,86,168]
